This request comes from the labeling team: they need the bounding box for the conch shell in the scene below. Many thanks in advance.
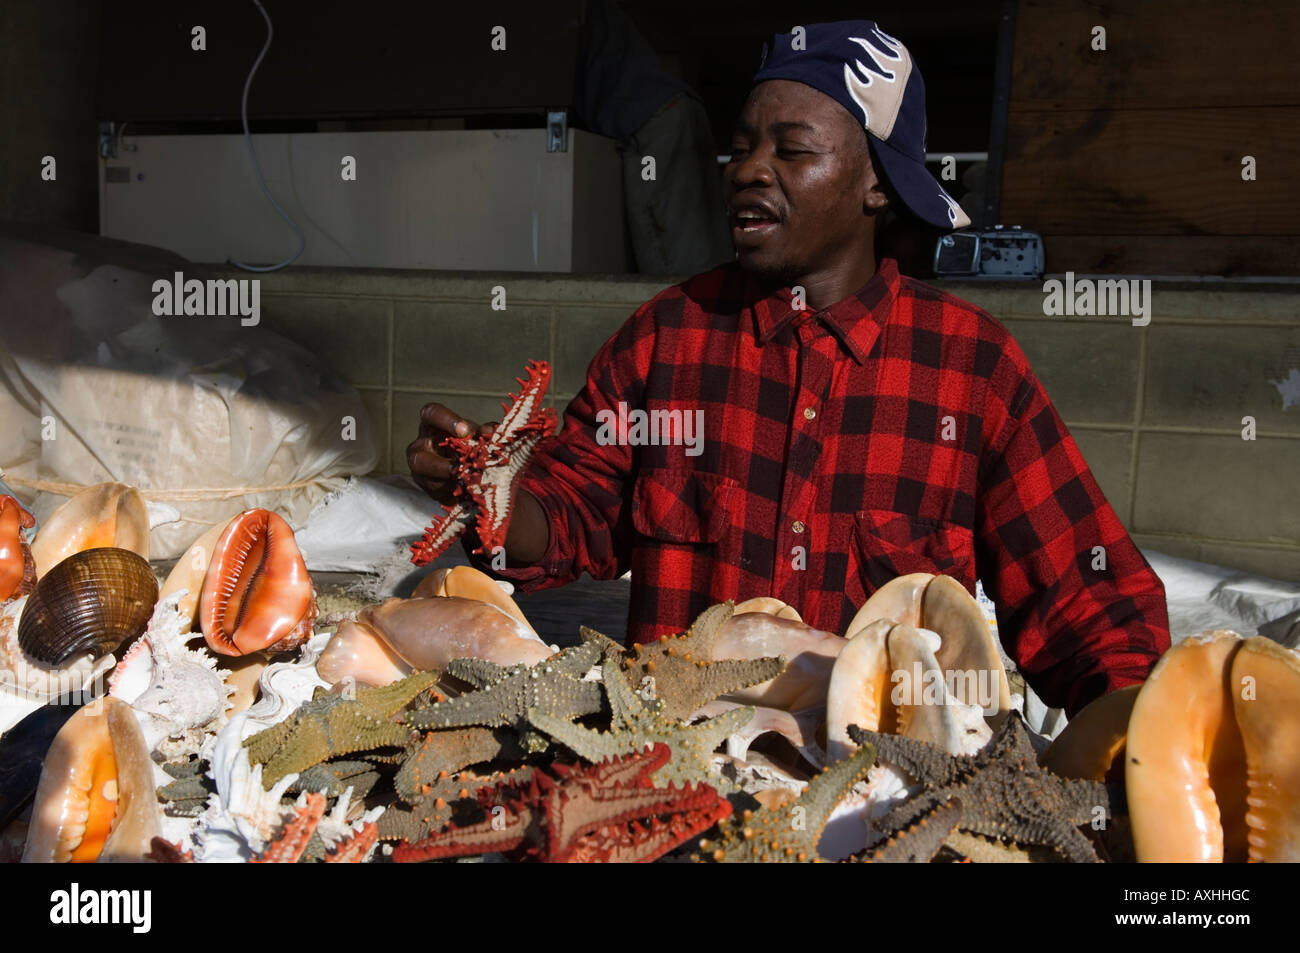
[412,565,536,634]
[159,519,232,628]
[1126,631,1249,862]
[317,618,413,688]
[711,610,846,711]
[199,509,317,657]
[29,482,150,579]
[18,547,158,667]
[22,696,163,862]
[1127,632,1300,862]
[323,596,551,682]
[826,620,992,760]
[0,495,36,603]
[1040,684,1140,782]
[844,572,1012,721]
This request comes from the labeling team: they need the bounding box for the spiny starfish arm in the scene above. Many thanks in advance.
[395,727,524,802]
[603,656,650,728]
[410,503,474,566]
[626,655,786,722]
[251,792,327,863]
[245,672,436,785]
[324,821,380,863]
[572,800,733,863]
[796,741,879,840]
[407,678,602,730]
[544,771,724,857]
[391,809,533,862]
[260,718,411,787]
[859,797,962,863]
[528,707,624,764]
[488,361,554,452]
[682,601,736,656]
[848,724,966,788]
[1061,777,1118,825]
[446,656,509,688]
[407,643,605,730]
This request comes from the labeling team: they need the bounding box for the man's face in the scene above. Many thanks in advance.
[724,80,886,285]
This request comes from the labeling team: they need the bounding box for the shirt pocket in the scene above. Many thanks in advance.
[849,508,977,599]
[632,468,740,544]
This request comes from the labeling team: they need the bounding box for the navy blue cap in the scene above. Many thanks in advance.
[751,21,970,230]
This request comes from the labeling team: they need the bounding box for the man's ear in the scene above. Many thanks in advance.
[862,144,890,216]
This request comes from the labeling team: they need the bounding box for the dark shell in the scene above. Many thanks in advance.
[17,547,158,666]
[0,702,79,830]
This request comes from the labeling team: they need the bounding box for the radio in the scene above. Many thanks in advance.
[933,225,1045,279]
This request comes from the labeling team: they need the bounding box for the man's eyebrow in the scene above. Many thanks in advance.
[732,119,819,137]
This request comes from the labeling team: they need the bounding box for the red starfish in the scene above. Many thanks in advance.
[146,799,379,864]
[410,360,558,567]
[391,744,731,863]
[246,792,381,863]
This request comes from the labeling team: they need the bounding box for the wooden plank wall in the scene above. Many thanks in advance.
[1001,0,1300,275]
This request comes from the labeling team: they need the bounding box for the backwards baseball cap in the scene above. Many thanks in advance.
[751,20,971,231]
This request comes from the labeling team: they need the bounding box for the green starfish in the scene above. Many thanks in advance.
[157,758,212,816]
[244,671,437,787]
[290,761,382,801]
[527,657,754,787]
[404,639,605,741]
[378,769,527,844]
[599,606,786,722]
[849,713,1114,863]
[395,727,526,804]
[692,740,878,863]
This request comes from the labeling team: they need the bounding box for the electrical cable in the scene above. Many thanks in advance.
[227,0,306,272]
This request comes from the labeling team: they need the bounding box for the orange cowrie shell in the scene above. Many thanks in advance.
[199,509,315,657]
[0,495,36,603]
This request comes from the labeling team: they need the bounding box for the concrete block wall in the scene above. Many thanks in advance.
[242,266,1300,582]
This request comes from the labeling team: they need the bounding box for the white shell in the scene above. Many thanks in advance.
[191,711,299,863]
[245,632,332,732]
[109,589,234,760]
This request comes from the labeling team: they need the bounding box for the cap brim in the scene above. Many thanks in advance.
[870,134,972,231]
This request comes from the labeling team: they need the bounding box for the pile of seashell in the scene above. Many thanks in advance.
[1,479,1297,863]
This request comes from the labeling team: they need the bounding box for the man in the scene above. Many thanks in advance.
[571,0,734,274]
[408,20,1170,718]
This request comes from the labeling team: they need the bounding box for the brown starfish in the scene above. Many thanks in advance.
[395,727,526,803]
[856,797,962,863]
[604,605,787,721]
[692,740,879,863]
[528,657,755,787]
[849,712,1114,863]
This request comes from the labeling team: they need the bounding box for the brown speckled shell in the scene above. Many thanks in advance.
[18,547,159,666]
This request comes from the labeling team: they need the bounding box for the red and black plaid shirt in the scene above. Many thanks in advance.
[470,257,1170,716]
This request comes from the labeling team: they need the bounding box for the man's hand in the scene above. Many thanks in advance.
[406,402,550,563]
[406,403,495,505]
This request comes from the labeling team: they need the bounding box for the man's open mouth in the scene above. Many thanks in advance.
[732,210,780,233]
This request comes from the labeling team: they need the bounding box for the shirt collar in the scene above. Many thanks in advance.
[748,257,901,364]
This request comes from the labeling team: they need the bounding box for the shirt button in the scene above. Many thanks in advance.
[803,407,816,420]
[792,520,806,534]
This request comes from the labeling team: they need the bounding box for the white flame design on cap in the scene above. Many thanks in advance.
[842,26,910,139]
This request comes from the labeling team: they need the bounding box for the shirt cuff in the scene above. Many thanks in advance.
[460,482,573,590]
